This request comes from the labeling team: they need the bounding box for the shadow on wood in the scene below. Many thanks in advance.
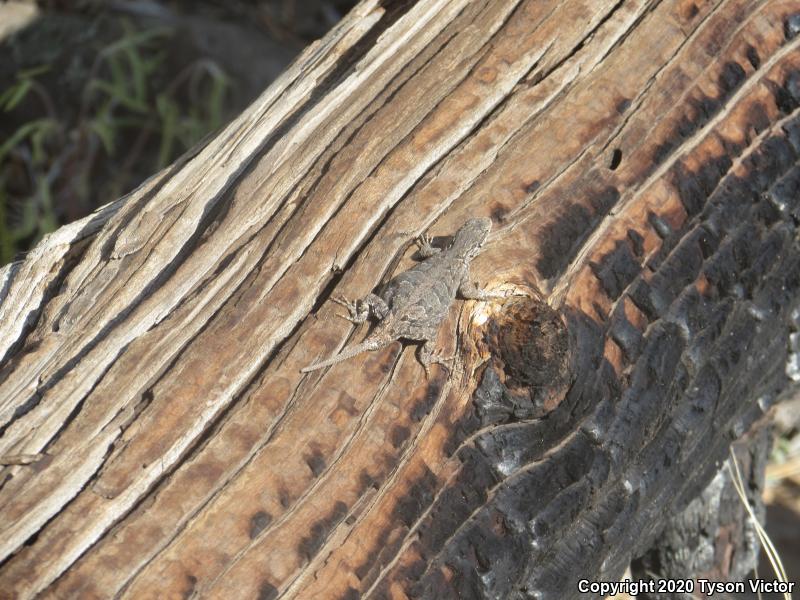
[1,0,800,598]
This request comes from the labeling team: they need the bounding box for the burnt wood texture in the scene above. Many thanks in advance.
[632,427,774,597]
[1,0,800,598]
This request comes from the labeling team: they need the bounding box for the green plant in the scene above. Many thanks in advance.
[0,64,61,264]
[0,17,233,266]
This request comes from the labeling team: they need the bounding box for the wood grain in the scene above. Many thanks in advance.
[1,0,799,598]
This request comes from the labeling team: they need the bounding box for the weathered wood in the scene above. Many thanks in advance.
[632,426,773,597]
[1,0,799,598]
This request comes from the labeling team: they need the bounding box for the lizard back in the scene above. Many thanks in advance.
[378,217,491,340]
[378,254,468,340]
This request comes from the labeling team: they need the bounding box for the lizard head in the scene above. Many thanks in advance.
[451,217,492,259]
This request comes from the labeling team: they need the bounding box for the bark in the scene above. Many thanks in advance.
[1,0,800,598]
[632,425,773,599]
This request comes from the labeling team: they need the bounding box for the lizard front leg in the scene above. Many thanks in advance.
[457,279,508,301]
[332,293,389,323]
[415,233,441,259]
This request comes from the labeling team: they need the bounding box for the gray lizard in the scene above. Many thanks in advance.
[301,217,507,375]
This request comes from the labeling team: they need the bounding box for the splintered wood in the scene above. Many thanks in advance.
[1,1,800,598]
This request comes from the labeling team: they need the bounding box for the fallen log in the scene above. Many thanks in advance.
[632,426,774,598]
[1,0,799,598]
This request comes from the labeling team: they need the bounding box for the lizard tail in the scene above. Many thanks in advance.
[300,337,388,373]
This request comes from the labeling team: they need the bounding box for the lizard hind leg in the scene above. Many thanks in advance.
[332,293,389,323]
[417,340,454,379]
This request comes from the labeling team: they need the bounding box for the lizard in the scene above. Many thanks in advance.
[301,217,508,376]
